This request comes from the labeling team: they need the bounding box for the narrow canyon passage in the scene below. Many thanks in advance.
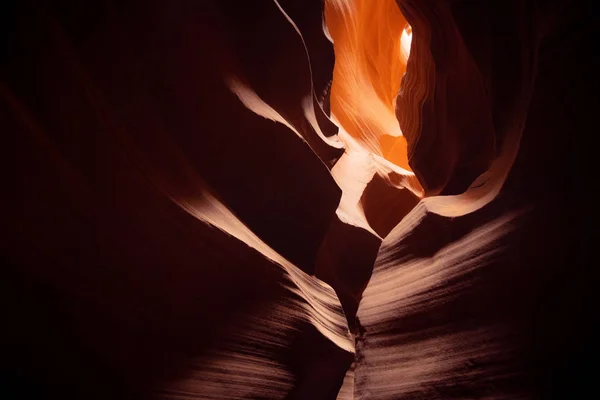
[1,0,596,399]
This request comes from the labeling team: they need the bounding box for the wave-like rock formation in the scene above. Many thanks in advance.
[1,0,595,399]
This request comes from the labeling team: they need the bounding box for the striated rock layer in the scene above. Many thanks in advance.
[1,0,596,399]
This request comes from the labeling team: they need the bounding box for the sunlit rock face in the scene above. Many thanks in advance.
[1,0,595,399]
[325,0,412,171]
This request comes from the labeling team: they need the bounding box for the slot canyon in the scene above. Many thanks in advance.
[1,0,596,398]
